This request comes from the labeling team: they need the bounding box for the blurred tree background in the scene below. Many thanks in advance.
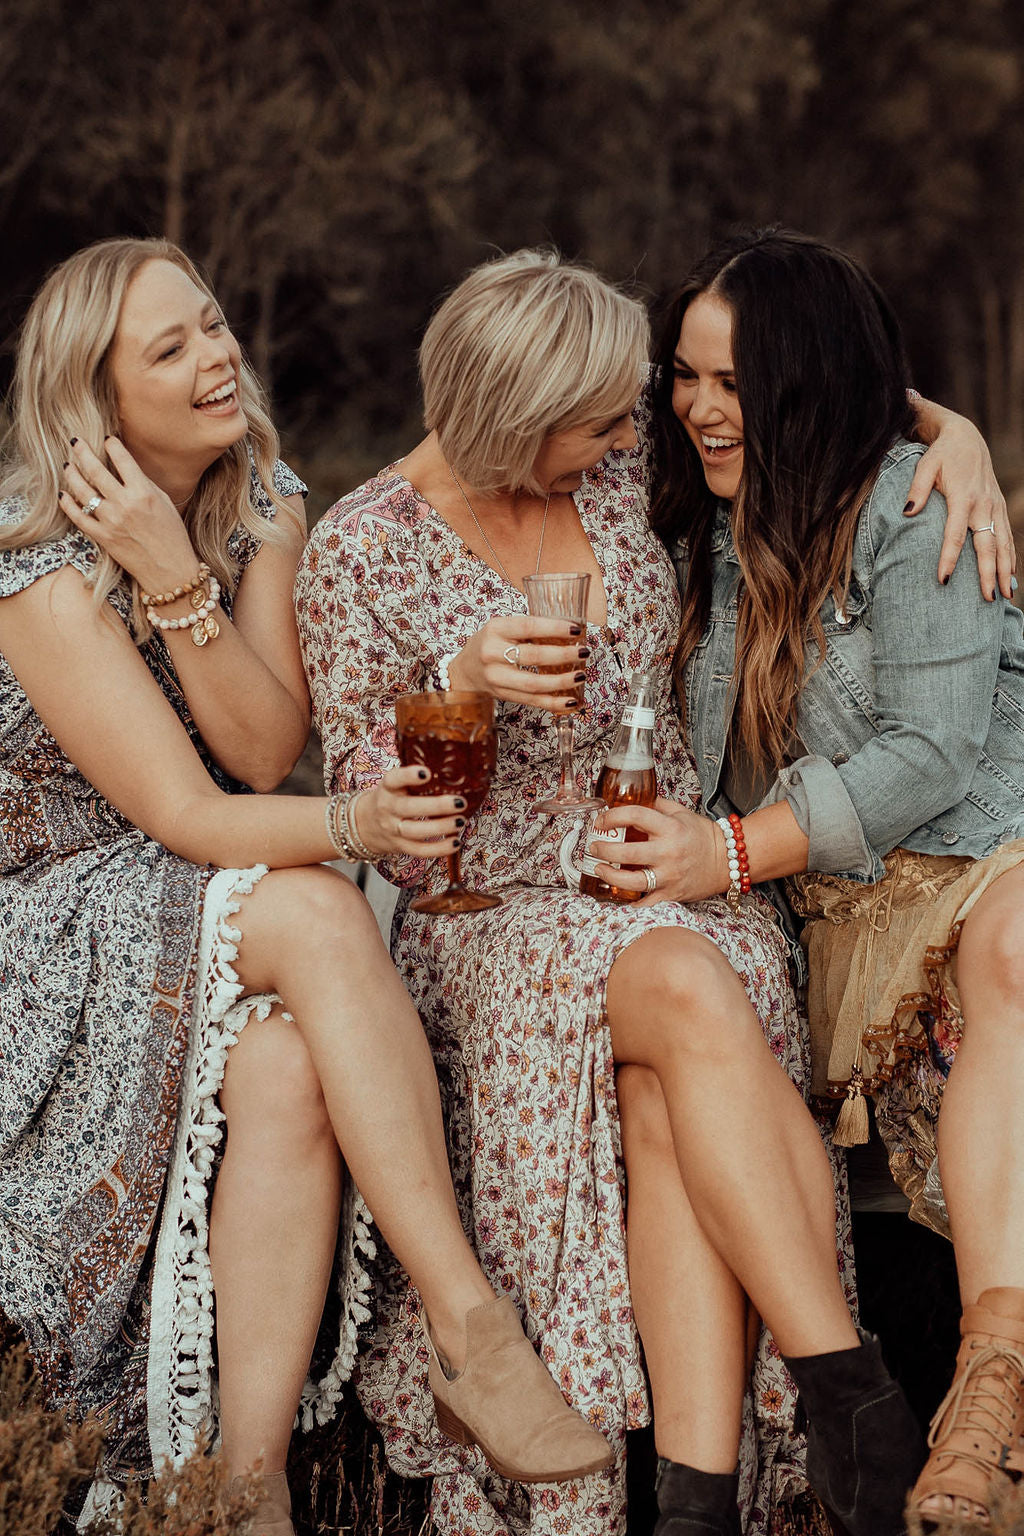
[2,0,1022,513]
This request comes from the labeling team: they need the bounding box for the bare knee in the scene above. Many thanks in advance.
[232,864,386,994]
[609,928,753,1063]
[221,1005,333,1157]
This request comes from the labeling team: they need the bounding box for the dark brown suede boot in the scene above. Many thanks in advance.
[783,1331,925,1536]
[653,1460,741,1535]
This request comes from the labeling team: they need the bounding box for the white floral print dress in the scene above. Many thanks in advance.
[296,420,854,1536]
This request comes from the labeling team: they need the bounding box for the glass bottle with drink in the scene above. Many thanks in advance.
[579,670,657,903]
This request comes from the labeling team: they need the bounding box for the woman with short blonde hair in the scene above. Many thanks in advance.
[420,248,650,493]
[0,238,610,1535]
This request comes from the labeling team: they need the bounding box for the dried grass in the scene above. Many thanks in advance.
[0,1315,431,1536]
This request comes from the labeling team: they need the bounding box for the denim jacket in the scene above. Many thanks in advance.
[676,439,1024,886]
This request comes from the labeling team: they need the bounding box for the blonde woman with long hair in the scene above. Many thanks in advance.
[0,239,611,1534]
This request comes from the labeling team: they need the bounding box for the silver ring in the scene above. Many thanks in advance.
[502,643,521,666]
[971,521,997,537]
[644,867,658,894]
[82,495,102,516]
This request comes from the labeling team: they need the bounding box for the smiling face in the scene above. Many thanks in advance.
[107,258,247,493]
[672,292,744,501]
[530,395,640,494]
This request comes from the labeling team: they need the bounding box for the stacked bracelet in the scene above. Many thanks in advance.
[716,812,752,912]
[146,576,222,646]
[141,564,211,607]
[435,652,460,692]
[325,790,374,864]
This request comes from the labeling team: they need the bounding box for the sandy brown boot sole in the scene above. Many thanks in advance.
[432,1393,613,1482]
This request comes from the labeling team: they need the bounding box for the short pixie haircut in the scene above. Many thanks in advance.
[419,249,650,494]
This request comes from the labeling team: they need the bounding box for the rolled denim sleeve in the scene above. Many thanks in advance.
[782,446,1004,878]
[762,755,879,879]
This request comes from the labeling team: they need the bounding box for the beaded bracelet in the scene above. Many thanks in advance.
[728,812,752,896]
[343,789,375,861]
[324,790,376,864]
[435,652,460,692]
[142,563,211,608]
[325,793,360,862]
[716,813,751,912]
[147,577,222,647]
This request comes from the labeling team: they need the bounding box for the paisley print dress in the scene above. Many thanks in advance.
[296,421,854,1536]
[0,462,373,1519]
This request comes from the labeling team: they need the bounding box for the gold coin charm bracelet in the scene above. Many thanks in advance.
[144,563,222,646]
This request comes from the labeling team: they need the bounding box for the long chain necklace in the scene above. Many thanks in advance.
[447,464,551,585]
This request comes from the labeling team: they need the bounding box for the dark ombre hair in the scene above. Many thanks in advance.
[649,227,916,773]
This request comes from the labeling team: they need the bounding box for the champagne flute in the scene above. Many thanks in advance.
[395,690,503,913]
[522,571,602,815]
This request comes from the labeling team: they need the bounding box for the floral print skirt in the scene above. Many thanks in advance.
[354,884,854,1536]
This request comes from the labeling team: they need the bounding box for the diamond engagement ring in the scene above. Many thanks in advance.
[82,495,102,516]
[644,867,658,893]
[971,521,997,537]
[502,644,521,666]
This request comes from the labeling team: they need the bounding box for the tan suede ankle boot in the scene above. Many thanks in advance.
[422,1297,613,1483]
[231,1470,295,1536]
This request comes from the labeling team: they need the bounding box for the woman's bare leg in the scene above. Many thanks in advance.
[229,866,495,1370]
[938,862,1024,1299]
[617,1064,747,1472]
[211,1006,343,1477]
[607,929,855,1357]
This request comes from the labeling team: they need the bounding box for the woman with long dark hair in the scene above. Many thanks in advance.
[586,228,1024,1533]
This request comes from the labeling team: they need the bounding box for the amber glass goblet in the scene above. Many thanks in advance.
[395,690,503,914]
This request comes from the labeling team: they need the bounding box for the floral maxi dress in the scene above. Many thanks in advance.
[296,429,854,1536]
[0,465,372,1522]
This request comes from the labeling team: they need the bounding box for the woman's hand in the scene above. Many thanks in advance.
[906,399,1015,600]
[352,764,468,858]
[59,437,198,593]
[447,615,589,709]
[586,797,726,904]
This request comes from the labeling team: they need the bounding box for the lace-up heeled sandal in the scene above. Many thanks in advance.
[908,1288,1024,1532]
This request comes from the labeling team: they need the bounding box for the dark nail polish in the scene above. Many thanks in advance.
[941,575,950,586]
[573,671,586,683]
[70,437,78,446]
[454,797,467,810]
[61,461,68,470]
[578,647,591,658]
[455,816,466,828]
[417,767,429,780]
[569,624,584,636]
[565,699,579,710]
[903,501,914,514]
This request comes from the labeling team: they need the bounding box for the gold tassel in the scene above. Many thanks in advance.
[834,1064,870,1147]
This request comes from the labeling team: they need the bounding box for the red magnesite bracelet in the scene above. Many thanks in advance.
[727,812,752,894]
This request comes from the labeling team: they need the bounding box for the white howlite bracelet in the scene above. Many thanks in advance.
[435,652,460,692]
[146,576,222,647]
[715,815,743,914]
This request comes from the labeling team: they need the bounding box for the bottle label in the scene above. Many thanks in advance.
[581,824,625,878]
[589,826,626,850]
[621,705,656,729]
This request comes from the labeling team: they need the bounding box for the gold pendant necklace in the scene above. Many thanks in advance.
[448,464,551,585]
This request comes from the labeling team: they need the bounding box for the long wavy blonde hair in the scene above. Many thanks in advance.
[0,237,288,640]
